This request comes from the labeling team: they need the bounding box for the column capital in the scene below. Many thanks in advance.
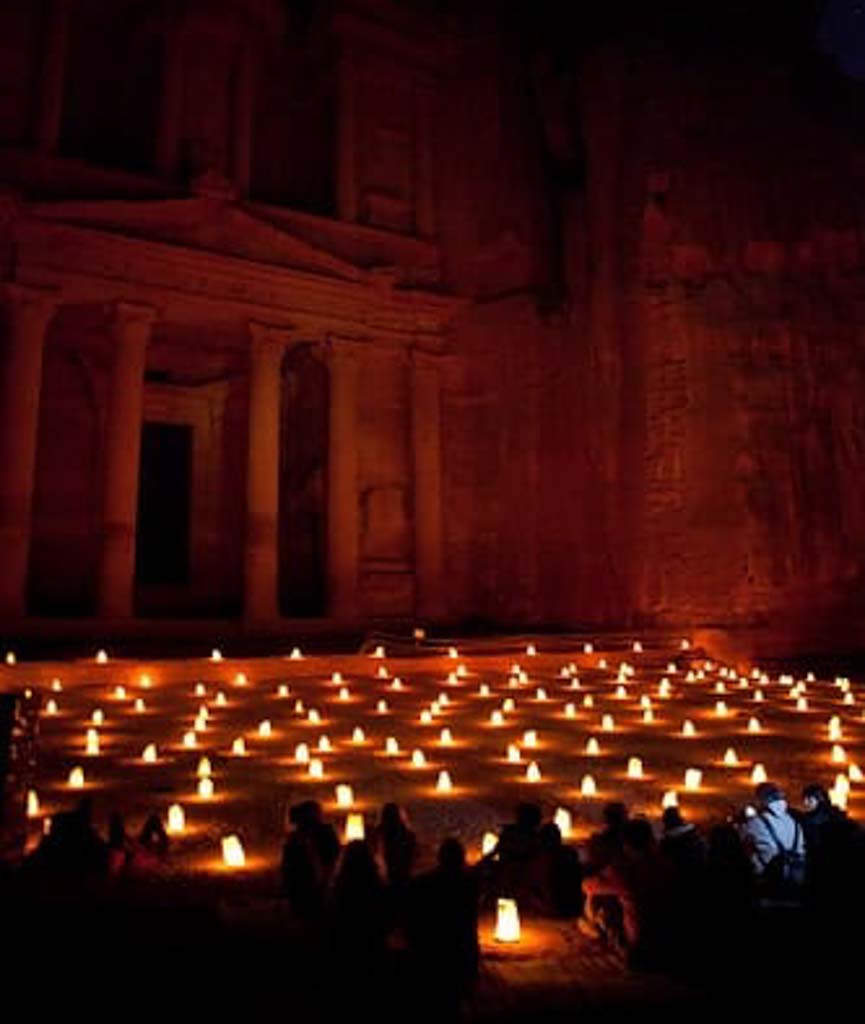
[3,282,60,317]
[111,301,157,336]
[249,321,292,361]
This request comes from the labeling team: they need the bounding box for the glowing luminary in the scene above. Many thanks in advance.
[27,790,40,817]
[92,708,104,726]
[490,710,504,726]
[385,737,400,756]
[482,831,498,856]
[411,749,426,768]
[843,692,855,706]
[750,763,767,785]
[507,744,521,764]
[583,695,594,709]
[715,682,726,695]
[753,690,764,703]
[565,703,577,719]
[390,677,404,691]
[344,813,365,841]
[522,730,538,749]
[194,716,207,733]
[479,684,491,697]
[259,720,273,738]
[715,702,729,717]
[580,774,597,798]
[748,717,762,734]
[289,647,303,660]
[615,685,628,700]
[832,744,847,764]
[570,678,582,691]
[318,735,332,753]
[139,675,151,690]
[684,768,702,791]
[167,803,185,834]
[232,737,246,756]
[134,698,145,713]
[525,761,541,783]
[723,747,739,767]
[584,642,594,654]
[277,684,290,698]
[352,727,366,744]
[86,729,100,756]
[627,757,643,780]
[5,651,15,665]
[197,757,211,779]
[503,698,516,713]
[210,649,223,662]
[294,700,305,714]
[585,737,600,756]
[494,898,521,943]
[457,664,469,679]
[295,743,310,764]
[830,786,848,810]
[835,773,851,797]
[662,790,679,810]
[222,835,245,868]
[849,764,863,783]
[141,743,157,764]
[597,658,608,670]
[535,688,547,701]
[114,686,127,700]
[307,709,321,725]
[554,807,573,837]
[796,697,808,712]
[601,715,615,733]
[681,639,690,650]
[336,784,354,808]
[682,720,696,738]
[215,691,227,707]
[376,700,388,714]
[436,770,453,793]
[68,766,85,789]
[373,645,386,659]
[658,680,671,698]
[96,649,108,664]
[308,759,324,779]
[526,643,537,657]
[183,731,197,749]
[378,667,390,680]
[45,699,58,716]
[643,709,655,724]
[420,710,433,725]
[338,687,350,702]
[51,679,62,692]
[440,728,454,746]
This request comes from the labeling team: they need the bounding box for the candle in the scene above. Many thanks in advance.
[167,803,185,834]
[222,835,245,867]
[142,743,157,763]
[684,768,702,791]
[411,749,426,768]
[580,774,597,797]
[336,784,354,808]
[554,806,572,837]
[68,766,84,789]
[197,757,211,779]
[494,898,521,943]
[86,728,100,756]
[585,737,600,756]
[482,831,498,856]
[26,789,40,817]
[258,720,272,738]
[308,758,324,778]
[525,761,541,783]
[436,770,453,793]
[627,757,643,780]
[232,737,246,756]
[344,813,365,841]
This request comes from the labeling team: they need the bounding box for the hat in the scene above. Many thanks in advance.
[754,782,784,806]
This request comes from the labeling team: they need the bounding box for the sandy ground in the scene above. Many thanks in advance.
[4,635,862,877]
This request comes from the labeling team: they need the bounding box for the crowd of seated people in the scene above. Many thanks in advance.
[11,777,864,1008]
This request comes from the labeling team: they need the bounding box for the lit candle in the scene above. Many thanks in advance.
[295,743,310,764]
[440,728,454,746]
[748,717,762,734]
[68,766,85,789]
[336,784,354,808]
[580,774,597,797]
[222,835,245,867]
[627,757,643,780]
[167,803,185,834]
[309,758,324,779]
[344,813,365,841]
[482,831,498,856]
[684,768,702,791]
[385,737,400,756]
[376,699,388,713]
[723,747,738,767]
[92,708,104,726]
[215,691,227,707]
[601,714,614,732]
[197,756,211,779]
[142,743,157,763]
[411,748,426,768]
[494,898,521,943]
[85,728,100,756]
[232,737,246,756]
[554,806,573,837]
[522,730,538,748]
[662,790,678,809]
[259,719,272,738]
[682,720,696,737]
[183,731,197,749]
[436,770,453,793]
[352,726,366,744]
[490,709,504,726]
[525,761,541,783]
[45,699,58,715]
[565,703,577,719]
[750,763,767,785]
[585,737,600,756]
[289,647,303,660]
[318,735,332,753]
[26,789,40,817]
[507,743,521,763]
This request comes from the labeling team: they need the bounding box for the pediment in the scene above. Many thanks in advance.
[27,198,365,283]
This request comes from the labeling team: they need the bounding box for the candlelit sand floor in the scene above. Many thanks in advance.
[9,634,863,873]
[4,633,862,1021]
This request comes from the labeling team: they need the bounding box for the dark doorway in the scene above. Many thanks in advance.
[279,347,328,616]
[136,422,192,586]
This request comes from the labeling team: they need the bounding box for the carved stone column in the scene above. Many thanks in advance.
[37,0,71,154]
[244,323,287,623]
[97,302,155,618]
[0,284,59,618]
[411,349,446,619]
[326,339,360,621]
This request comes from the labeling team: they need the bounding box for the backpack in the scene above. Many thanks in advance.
[758,813,806,898]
